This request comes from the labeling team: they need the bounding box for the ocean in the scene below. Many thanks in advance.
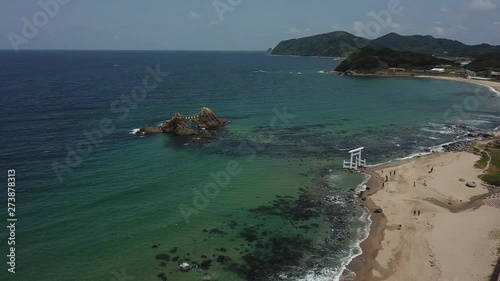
[0,50,499,281]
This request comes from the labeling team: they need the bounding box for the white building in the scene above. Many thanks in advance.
[430,68,445,73]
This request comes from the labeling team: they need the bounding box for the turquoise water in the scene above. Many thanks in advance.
[0,51,499,281]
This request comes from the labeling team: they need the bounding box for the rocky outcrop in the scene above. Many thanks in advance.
[442,141,474,153]
[135,107,227,140]
[192,107,228,130]
[161,113,197,136]
[135,127,162,136]
[199,128,216,139]
[179,262,192,272]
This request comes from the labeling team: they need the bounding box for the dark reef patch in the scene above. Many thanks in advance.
[155,254,170,261]
[151,169,368,280]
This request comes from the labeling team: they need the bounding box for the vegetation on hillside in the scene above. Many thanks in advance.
[476,140,500,187]
[271,31,369,57]
[272,31,500,58]
[466,53,500,72]
[334,47,458,73]
[371,32,500,57]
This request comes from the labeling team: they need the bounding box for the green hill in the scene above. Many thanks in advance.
[466,53,500,72]
[272,31,500,58]
[371,33,500,57]
[271,31,369,57]
[334,47,459,73]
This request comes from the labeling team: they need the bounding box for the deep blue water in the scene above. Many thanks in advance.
[0,50,499,281]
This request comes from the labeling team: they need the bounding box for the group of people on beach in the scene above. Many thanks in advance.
[381,169,397,185]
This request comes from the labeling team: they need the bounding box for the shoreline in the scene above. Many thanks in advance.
[335,72,500,95]
[331,72,500,280]
[344,143,500,281]
[413,75,500,95]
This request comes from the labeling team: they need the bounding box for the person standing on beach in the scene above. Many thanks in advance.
[418,210,421,216]
[413,181,416,187]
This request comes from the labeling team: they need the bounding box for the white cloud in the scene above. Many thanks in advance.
[352,21,365,35]
[389,22,401,31]
[331,24,341,30]
[285,28,312,35]
[440,7,450,13]
[209,20,221,27]
[435,21,442,25]
[494,21,500,24]
[187,11,200,20]
[466,0,497,11]
[432,26,446,36]
[351,20,399,35]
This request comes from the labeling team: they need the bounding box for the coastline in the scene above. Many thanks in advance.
[338,72,500,95]
[344,144,500,281]
[413,75,500,95]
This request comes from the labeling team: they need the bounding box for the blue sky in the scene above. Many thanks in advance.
[1,0,499,50]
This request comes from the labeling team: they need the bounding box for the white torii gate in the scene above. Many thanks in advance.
[343,147,366,170]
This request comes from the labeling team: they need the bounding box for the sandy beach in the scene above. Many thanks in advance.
[415,75,500,95]
[349,151,500,281]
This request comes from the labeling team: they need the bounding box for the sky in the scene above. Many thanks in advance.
[1,0,499,51]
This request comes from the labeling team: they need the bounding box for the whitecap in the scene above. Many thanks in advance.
[293,208,372,281]
[485,85,500,96]
[420,128,455,135]
[460,119,492,125]
[129,128,140,135]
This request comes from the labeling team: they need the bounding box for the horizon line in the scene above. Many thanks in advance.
[0,49,269,52]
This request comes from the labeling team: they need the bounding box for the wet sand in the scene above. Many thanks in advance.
[347,151,500,281]
[415,75,500,94]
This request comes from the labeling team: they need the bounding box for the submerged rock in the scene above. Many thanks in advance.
[157,273,167,281]
[178,262,192,272]
[155,254,170,261]
[135,126,162,136]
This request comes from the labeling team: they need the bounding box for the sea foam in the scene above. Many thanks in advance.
[486,85,500,96]
[294,208,372,281]
[129,128,140,135]
[293,174,372,281]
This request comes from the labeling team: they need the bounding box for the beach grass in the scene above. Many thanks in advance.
[478,140,500,186]
[475,151,489,169]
